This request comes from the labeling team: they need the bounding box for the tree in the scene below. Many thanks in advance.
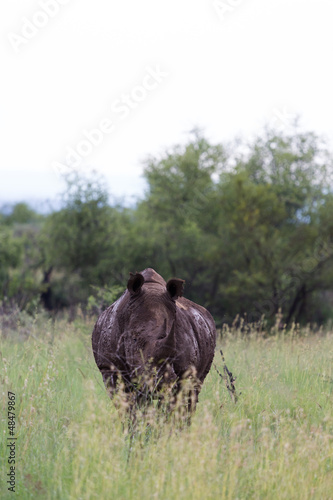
[41,172,138,307]
[0,207,44,310]
[138,131,225,296]
[138,128,333,325]
[3,202,42,225]
[212,129,333,324]
[3,128,333,325]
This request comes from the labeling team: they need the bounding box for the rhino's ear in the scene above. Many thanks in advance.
[166,278,185,300]
[127,272,144,295]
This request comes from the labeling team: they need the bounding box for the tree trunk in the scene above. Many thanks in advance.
[285,284,306,325]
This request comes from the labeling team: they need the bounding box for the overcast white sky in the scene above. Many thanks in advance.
[1,0,333,208]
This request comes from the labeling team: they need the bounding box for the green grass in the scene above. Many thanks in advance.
[1,315,333,499]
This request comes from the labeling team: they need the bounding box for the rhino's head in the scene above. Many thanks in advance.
[123,269,184,386]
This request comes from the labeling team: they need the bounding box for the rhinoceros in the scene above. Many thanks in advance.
[92,268,216,413]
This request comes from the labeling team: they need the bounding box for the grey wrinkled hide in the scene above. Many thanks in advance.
[92,268,216,410]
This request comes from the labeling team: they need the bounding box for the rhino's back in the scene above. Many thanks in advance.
[92,293,127,368]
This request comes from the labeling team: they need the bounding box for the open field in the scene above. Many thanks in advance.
[1,315,333,499]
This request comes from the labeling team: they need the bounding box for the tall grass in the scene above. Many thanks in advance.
[1,314,332,499]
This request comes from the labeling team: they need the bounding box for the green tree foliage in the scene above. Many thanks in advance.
[41,172,137,307]
[0,227,22,295]
[3,202,42,225]
[1,128,333,325]
[0,204,44,310]
[215,131,333,324]
[138,129,333,325]
[43,173,112,280]
[138,132,225,281]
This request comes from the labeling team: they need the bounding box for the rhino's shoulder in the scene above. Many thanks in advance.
[175,297,216,330]
[93,292,127,335]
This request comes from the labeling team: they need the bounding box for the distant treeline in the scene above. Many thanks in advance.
[1,128,333,326]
